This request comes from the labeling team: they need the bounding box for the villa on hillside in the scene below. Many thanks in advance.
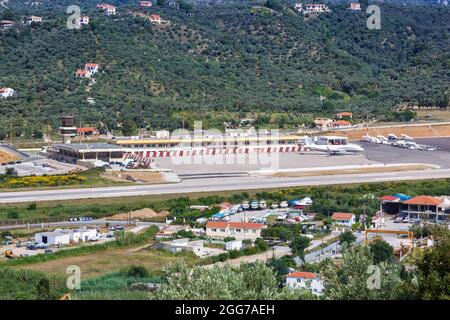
[304,4,330,13]
[0,20,15,30]
[75,69,91,78]
[331,212,356,227]
[97,4,116,15]
[85,63,100,74]
[149,14,162,24]
[79,16,90,25]
[140,1,153,7]
[0,87,16,98]
[285,271,324,296]
[349,3,362,10]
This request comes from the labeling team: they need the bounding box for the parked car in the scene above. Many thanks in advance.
[279,201,289,208]
[271,202,278,209]
[402,216,410,223]
[241,201,250,210]
[259,200,267,210]
[250,200,259,210]
[394,216,404,223]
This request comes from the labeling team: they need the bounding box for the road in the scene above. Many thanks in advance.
[2,168,450,203]
[0,220,165,231]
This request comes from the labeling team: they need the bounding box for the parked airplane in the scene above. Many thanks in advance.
[302,136,364,155]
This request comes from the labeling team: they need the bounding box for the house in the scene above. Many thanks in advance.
[205,221,265,241]
[79,16,90,25]
[0,20,15,30]
[336,112,353,119]
[402,196,450,222]
[75,69,91,78]
[225,240,243,251]
[304,4,330,13]
[149,14,162,24]
[77,127,96,136]
[330,120,352,129]
[331,212,356,227]
[85,63,99,74]
[314,117,333,130]
[0,87,15,98]
[294,3,303,12]
[285,271,324,295]
[35,231,71,246]
[349,3,362,10]
[97,4,116,15]
[58,228,99,242]
[156,238,205,256]
[26,16,43,24]
[140,1,153,7]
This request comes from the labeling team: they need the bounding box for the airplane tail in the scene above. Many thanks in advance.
[303,136,315,147]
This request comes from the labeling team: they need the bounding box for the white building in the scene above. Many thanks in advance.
[35,232,71,246]
[0,87,15,98]
[349,3,362,11]
[26,16,43,24]
[79,16,90,25]
[294,3,303,12]
[85,63,99,74]
[225,239,243,251]
[35,228,98,245]
[331,212,356,227]
[285,271,324,296]
[205,221,264,241]
[304,4,330,13]
[156,238,205,256]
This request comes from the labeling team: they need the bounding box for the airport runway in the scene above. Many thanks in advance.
[2,168,450,204]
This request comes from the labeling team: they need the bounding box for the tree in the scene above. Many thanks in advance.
[266,256,296,282]
[255,238,268,251]
[265,0,283,11]
[6,210,19,220]
[369,240,394,264]
[36,278,51,300]
[414,226,450,299]
[153,262,315,300]
[339,231,356,247]
[5,167,17,176]
[323,245,402,300]
[289,236,310,263]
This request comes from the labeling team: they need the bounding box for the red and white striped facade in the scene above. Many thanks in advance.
[122,145,309,158]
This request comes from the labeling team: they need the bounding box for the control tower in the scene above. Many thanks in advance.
[59,115,77,144]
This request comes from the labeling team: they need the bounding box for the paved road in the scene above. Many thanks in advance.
[0,220,166,231]
[2,168,450,203]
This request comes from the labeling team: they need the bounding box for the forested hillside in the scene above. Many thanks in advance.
[0,1,449,134]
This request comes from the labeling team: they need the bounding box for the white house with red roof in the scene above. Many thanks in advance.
[85,63,99,74]
[402,195,450,221]
[149,14,162,24]
[336,111,353,119]
[97,4,116,15]
[205,221,265,241]
[330,120,352,129]
[0,87,15,98]
[140,1,153,7]
[285,271,324,295]
[79,16,90,25]
[331,212,356,227]
[349,3,362,10]
[75,69,91,78]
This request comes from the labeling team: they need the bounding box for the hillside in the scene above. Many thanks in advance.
[0,1,449,135]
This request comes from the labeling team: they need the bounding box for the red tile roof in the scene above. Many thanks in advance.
[331,212,354,220]
[150,14,161,20]
[332,120,351,126]
[379,195,399,202]
[77,127,95,133]
[337,112,353,116]
[206,221,264,230]
[287,271,317,279]
[85,63,99,68]
[404,196,443,206]
[75,69,88,76]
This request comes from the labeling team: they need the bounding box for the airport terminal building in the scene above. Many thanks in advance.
[46,143,124,163]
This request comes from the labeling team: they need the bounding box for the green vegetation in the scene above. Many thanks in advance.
[153,261,315,300]
[1,2,449,134]
[2,178,450,224]
[0,168,127,191]
[339,230,357,246]
[0,268,65,300]
[0,225,160,268]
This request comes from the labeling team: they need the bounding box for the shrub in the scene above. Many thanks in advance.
[125,265,149,278]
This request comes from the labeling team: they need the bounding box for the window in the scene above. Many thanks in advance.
[236,229,241,233]
[252,230,256,233]
[211,228,217,232]
[220,229,225,232]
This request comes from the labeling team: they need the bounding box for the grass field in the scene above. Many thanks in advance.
[0,150,20,163]
[415,109,450,122]
[16,247,199,279]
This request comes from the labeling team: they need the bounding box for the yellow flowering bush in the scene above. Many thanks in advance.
[1,175,87,188]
